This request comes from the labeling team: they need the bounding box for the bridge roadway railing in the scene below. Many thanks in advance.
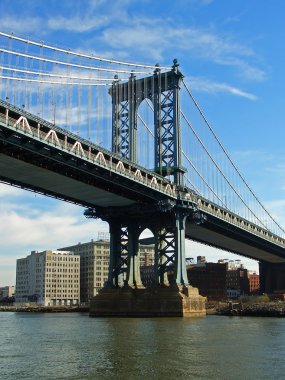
[0,101,177,200]
[189,194,285,248]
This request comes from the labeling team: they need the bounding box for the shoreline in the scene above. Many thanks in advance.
[215,301,285,317]
[2,302,285,317]
[0,305,89,313]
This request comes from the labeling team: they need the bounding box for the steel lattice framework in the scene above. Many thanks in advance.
[101,61,190,288]
[111,61,185,185]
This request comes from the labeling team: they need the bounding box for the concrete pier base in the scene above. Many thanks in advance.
[89,285,206,317]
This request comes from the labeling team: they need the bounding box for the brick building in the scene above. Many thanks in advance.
[187,261,228,300]
[248,272,260,295]
[185,257,254,300]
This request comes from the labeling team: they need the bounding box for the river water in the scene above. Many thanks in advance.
[0,312,284,380]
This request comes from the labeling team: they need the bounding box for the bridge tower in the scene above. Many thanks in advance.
[88,60,205,317]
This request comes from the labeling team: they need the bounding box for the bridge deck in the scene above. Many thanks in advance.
[0,100,285,264]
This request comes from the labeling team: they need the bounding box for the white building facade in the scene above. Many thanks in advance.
[15,250,80,306]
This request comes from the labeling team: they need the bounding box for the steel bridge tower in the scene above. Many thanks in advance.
[87,60,205,317]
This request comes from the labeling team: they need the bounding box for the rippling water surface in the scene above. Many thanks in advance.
[0,312,284,379]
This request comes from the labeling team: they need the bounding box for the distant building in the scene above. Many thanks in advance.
[227,289,241,299]
[0,286,15,300]
[226,264,249,298]
[185,257,252,300]
[187,261,228,300]
[15,250,80,306]
[140,265,155,287]
[59,240,110,303]
[248,272,260,295]
[59,239,155,303]
[197,256,206,266]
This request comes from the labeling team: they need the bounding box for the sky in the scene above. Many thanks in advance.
[1,0,285,285]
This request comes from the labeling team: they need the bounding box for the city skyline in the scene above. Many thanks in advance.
[1,0,285,285]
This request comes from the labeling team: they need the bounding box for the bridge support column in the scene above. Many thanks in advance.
[126,224,143,288]
[154,227,171,286]
[106,220,127,287]
[106,219,143,289]
[259,261,285,294]
[153,211,188,287]
[174,211,189,286]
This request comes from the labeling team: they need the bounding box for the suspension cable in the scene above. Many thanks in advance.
[0,75,110,86]
[137,113,154,136]
[138,109,223,205]
[183,176,202,196]
[0,65,124,81]
[0,31,171,71]
[0,48,150,75]
[182,148,229,208]
[182,78,285,234]
[181,109,269,230]
[146,93,271,230]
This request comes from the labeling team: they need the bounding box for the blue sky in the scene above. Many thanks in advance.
[1,0,285,285]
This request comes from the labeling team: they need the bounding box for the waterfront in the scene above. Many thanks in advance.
[0,313,285,379]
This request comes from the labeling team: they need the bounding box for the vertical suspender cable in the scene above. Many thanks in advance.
[77,83,81,135]
[88,82,91,141]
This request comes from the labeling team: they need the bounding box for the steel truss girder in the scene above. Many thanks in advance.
[111,74,136,161]
[155,89,176,174]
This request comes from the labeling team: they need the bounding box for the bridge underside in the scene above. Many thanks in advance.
[186,219,285,264]
[0,153,135,208]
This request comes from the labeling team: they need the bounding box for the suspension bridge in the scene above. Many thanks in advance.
[0,32,283,315]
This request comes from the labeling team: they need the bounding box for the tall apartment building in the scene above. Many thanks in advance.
[15,250,80,306]
[59,239,155,303]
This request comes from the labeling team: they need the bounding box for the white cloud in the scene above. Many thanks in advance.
[98,21,265,82]
[47,0,129,33]
[0,184,25,197]
[48,15,110,33]
[0,184,108,286]
[187,76,257,100]
[0,200,107,249]
[0,16,42,34]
